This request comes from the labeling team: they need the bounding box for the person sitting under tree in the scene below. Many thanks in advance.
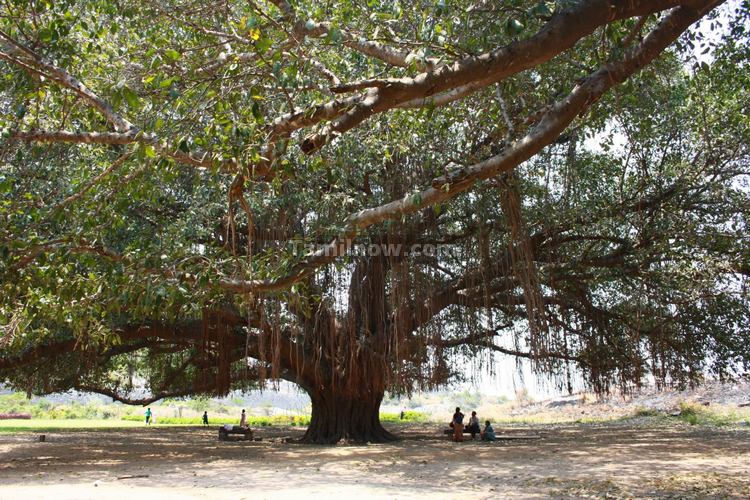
[202,411,209,426]
[451,407,464,442]
[481,420,496,442]
[467,411,481,440]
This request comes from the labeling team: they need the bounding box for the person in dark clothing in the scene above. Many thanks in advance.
[202,411,209,426]
[467,411,481,440]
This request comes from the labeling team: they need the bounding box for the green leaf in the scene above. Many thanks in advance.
[122,86,139,108]
[160,77,176,88]
[505,18,525,36]
[164,49,181,62]
[327,27,344,44]
[38,28,54,43]
[251,101,264,124]
[531,2,554,18]
[256,37,272,53]
[0,176,12,194]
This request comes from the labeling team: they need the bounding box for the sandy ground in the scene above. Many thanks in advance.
[0,421,748,499]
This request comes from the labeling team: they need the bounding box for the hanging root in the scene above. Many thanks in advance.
[498,172,550,361]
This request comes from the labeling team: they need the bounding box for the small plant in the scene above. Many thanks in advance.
[678,401,701,417]
[380,411,430,423]
[671,401,743,427]
[633,407,660,418]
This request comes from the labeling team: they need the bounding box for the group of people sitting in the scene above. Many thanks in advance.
[449,407,496,442]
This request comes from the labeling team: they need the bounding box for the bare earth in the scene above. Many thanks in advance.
[1,422,748,499]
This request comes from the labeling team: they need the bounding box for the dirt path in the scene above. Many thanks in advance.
[1,421,748,499]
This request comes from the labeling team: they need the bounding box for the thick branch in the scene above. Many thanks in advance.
[0,31,133,132]
[475,341,585,364]
[299,0,719,154]
[221,1,720,294]
[2,37,243,175]
[436,329,585,364]
[73,383,213,406]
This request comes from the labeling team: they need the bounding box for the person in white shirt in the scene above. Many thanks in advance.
[467,411,481,440]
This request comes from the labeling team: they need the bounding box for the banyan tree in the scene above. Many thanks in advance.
[1,0,749,443]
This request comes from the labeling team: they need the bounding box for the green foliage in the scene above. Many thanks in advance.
[0,393,119,419]
[627,402,750,427]
[0,392,39,416]
[379,411,430,423]
[0,0,748,410]
[673,402,748,427]
[632,407,660,418]
[451,389,482,409]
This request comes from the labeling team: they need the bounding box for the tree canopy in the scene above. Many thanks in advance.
[1,0,749,442]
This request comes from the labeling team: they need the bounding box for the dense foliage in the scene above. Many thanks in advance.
[1,0,748,441]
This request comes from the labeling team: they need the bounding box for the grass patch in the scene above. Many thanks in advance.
[621,402,750,427]
[673,401,749,426]
[0,418,145,433]
[0,411,430,433]
[121,414,312,426]
[487,414,620,425]
[120,411,429,426]
[632,406,661,418]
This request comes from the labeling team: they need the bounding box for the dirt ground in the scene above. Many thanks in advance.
[0,421,748,499]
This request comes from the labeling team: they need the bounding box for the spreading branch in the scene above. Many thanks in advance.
[298,0,711,154]
[218,1,722,293]
[73,383,214,406]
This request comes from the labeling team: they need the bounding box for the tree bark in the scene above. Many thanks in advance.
[301,386,397,444]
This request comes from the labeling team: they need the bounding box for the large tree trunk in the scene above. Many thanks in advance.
[301,386,397,444]
[293,255,399,444]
